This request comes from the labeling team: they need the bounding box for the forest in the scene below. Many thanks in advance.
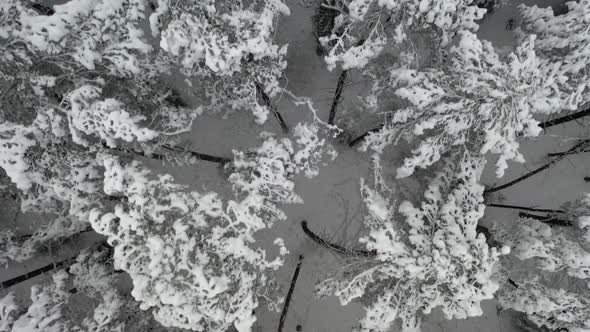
[0,0,589,331]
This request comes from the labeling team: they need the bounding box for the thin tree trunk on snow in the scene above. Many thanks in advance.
[538,108,590,130]
[1,256,76,289]
[328,70,348,125]
[301,220,376,257]
[254,81,289,133]
[103,142,231,164]
[15,225,93,243]
[1,241,111,289]
[518,212,573,227]
[277,255,304,332]
[547,148,590,157]
[484,139,590,195]
[349,108,590,149]
[348,124,385,147]
[486,203,565,214]
[160,144,231,164]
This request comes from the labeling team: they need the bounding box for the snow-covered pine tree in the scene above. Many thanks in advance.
[360,30,565,178]
[315,0,486,71]
[0,246,159,332]
[87,123,335,331]
[519,0,590,111]
[152,0,290,124]
[490,190,590,331]
[315,151,506,332]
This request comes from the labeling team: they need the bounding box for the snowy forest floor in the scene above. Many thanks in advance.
[1,0,587,331]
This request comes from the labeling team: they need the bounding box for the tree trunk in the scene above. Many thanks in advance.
[1,241,110,289]
[547,148,590,157]
[328,70,348,125]
[103,142,231,165]
[348,125,385,147]
[301,220,376,257]
[160,144,231,164]
[538,108,590,130]
[277,255,304,332]
[254,81,289,133]
[1,256,76,288]
[486,203,565,214]
[484,139,590,195]
[518,212,573,227]
[15,225,93,243]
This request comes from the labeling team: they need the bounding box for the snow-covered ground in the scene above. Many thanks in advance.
[1,0,584,331]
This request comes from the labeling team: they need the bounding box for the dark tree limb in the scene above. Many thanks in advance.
[328,70,348,125]
[508,278,519,288]
[31,3,55,15]
[348,124,384,147]
[16,225,94,243]
[518,212,573,227]
[254,81,289,133]
[547,147,590,157]
[538,108,590,130]
[348,108,590,149]
[102,142,230,164]
[277,255,304,332]
[1,256,76,289]
[484,139,590,195]
[301,221,376,257]
[160,144,231,164]
[486,203,565,214]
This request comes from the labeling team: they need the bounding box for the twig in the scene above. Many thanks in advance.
[277,255,304,332]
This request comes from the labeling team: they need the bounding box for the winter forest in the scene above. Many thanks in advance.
[1,0,590,331]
